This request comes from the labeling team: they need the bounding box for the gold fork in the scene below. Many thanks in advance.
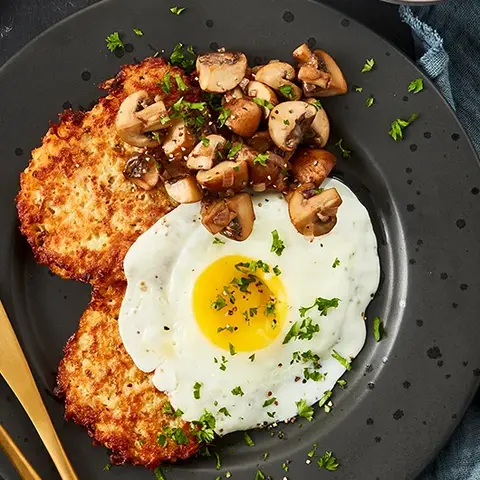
[0,300,78,480]
[0,424,41,480]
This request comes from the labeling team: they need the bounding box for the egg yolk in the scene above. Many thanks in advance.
[193,255,287,352]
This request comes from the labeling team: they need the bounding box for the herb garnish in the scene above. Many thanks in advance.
[308,443,318,458]
[273,265,281,276]
[217,107,231,127]
[361,58,375,73]
[175,74,188,91]
[244,431,255,446]
[217,325,234,333]
[365,96,375,108]
[228,142,243,158]
[373,316,383,341]
[249,353,256,362]
[253,153,269,166]
[218,407,231,417]
[335,138,352,158]
[337,379,347,388]
[318,390,332,408]
[279,84,294,98]
[355,87,363,93]
[170,6,186,15]
[253,97,274,110]
[193,382,203,399]
[211,295,227,311]
[388,113,418,141]
[299,297,340,317]
[235,260,270,274]
[103,464,112,471]
[105,32,124,52]
[154,467,166,480]
[170,43,196,70]
[332,258,340,268]
[231,385,244,396]
[311,99,322,110]
[213,237,225,245]
[408,78,424,94]
[214,451,221,470]
[283,317,320,344]
[263,397,277,408]
[317,451,339,471]
[231,275,256,293]
[255,470,265,480]
[271,230,285,256]
[191,410,216,443]
[296,398,314,421]
[133,28,143,36]
[331,350,352,370]
[229,343,237,356]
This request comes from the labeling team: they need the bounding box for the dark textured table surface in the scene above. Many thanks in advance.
[0,0,413,478]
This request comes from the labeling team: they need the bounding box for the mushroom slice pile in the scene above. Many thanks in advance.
[269,101,317,152]
[291,148,336,188]
[116,91,170,147]
[123,154,160,191]
[288,188,342,237]
[196,52,248,93]
[293,43,347,97]
[201,193,255,241]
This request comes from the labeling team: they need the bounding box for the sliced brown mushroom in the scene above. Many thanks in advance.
[246,131,273,153]
[187,134,227,170]
[165,176,203,204]
[291,148,336,186]
[288,188,342,237]
[304,99,330,147]
[247,81,279,118]
[224,98,263,137]
[255,62,302,101]
[268,101,317,152]
[201,193,255,241]
[123,154,160,190]
[223,87,244,104]
[196,160,248,192]
[293,44,347,97]
[162,119,197,160]
[196,52,248,93]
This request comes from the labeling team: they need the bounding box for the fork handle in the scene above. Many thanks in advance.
[0,424,42,480]
[0,301,78,480]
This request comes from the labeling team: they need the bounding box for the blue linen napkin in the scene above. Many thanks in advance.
[400,4,480,479]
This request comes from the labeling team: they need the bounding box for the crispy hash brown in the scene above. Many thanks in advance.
[16,58,199,284]
[55,283,199,468]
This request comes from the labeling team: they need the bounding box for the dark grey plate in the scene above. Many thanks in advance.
[0,0,479,479]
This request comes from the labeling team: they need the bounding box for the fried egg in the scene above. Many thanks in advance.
[119,178,380,434]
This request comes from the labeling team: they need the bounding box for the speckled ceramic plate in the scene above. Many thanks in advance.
[1,0,479,479]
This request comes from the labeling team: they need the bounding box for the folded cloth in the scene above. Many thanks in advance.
[400,3,480,154]
[400,4,480,480]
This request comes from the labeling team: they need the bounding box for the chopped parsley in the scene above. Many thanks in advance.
[213,237,225,245]
[235,260,270,274]
[262,397,277,408]
[154,467,166,480]
[282,462,289,472]
[217,107,231,127]
[170,43,196,70]
[214,355,228,371]
[105,32,124,52]
[255,469,266,480]
[214,451,221,470]
[252,97,274,110]
[271,230,285,256]
[318,390,332,408]
[308,443,318,458]
[244,431,255,446]
[175,74,188,91]
[264,301,276,317]
[335,138,352,158]
[365,96,375,108]
[133,28,143,36]
[211,295,227,311]
[361,58,375,73]
[311,99,322,110]
[229,343,237,356]
[273,265,281,276]
[191,410,216,443]
[266,411,276,418]
[355,87,363,93]
[162,401,183,417]
[249,353,256,362]
[337,379,347,388]
[317,451,339,471]
[292,350,321,366]
[332,258,340,268]
[373,316,383,342]
[193,382,203,399]
[331,349,352,371]
[388,113,418,141]
[313,187,324,195]
[304,368,325,382]
[279,84,294,98]
[103,463,112,471]
[249,307,258,317]
[217,324,234,333]
[228,142,243,158]
[299,297,340,317]
[231,275,256,293]
[170,6,186,15]
[253,153,269,166]
[263,453,269,461]
[231,385,244,396]
[201,137,211,147]
[283,317,320,344]
[218,407,231,417]
[408,78,424,94]
[283,119,290,125]
[296,398,314,421]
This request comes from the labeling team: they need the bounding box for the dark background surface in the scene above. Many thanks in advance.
[0,1,414,479]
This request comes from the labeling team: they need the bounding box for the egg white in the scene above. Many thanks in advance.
[119,178,380,434]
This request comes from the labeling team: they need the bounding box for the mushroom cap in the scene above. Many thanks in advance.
[247,81,279,118]
[305,99,330,147]
[123,154,160,191]
[115,90,170,147]
[187,134,227,170]
[225,98,263,138]
[288,188,342,237]
[162,119,197,160]
[268,101,317,152]
[223,193,256,241]
[196,160,249,192]
[246,131,273,153]
[255,62,302,100]
[165,176,203,204]
[196,52,248,93]
[291,148,336,186]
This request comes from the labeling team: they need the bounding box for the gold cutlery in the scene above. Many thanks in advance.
[0,300,78,480]
[0,424,41,480]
